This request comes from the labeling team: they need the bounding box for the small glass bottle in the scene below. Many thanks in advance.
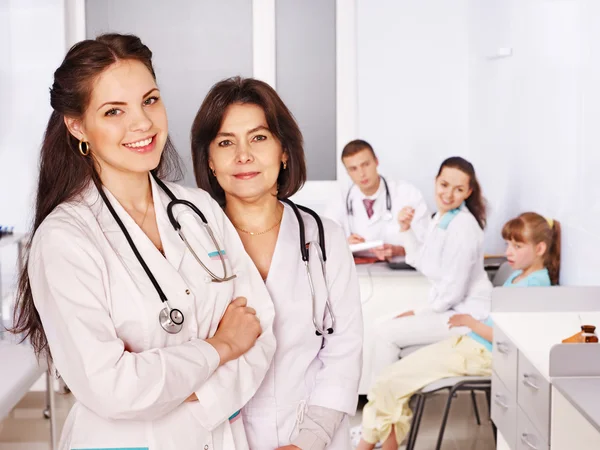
[581,325,598,343]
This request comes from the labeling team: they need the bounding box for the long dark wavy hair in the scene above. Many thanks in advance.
[437,157,487,229]
[9,33,182,361]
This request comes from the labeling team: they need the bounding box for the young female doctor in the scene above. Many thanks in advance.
[11,34,276,450]
[372,157,492,377]
[191,77,364,450]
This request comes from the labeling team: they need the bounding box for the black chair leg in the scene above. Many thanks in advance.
[471,390,481,425]
[406,394,426,450]
[482,386,497,443]
[435,387,457,450]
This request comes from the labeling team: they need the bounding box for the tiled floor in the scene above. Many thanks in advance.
[0,391,495,449]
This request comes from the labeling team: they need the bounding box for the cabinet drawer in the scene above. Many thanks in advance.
[516,405,549,450]
[517,351,551,439]
[492,371,517,449]
[493,324,518,394]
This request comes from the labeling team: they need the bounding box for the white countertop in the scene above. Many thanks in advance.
[492,311,600,380]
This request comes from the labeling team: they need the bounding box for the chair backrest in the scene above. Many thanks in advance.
[492,261,514,287]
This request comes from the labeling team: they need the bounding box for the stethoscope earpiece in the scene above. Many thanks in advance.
[315,328,334,337]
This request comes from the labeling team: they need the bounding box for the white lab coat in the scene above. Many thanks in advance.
[371,206,492,377]
[242,203,363,450]
[325,179,429,246]
[28,176,276,450]
[403,205,492,320]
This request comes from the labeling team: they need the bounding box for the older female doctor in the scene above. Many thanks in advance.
[11,34,275,450]
[192,77,363,450]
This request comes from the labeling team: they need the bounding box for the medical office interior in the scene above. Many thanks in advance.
[2,0,600,449]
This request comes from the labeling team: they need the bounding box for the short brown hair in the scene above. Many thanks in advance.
[341,139,376,160]
[191,76,306,206]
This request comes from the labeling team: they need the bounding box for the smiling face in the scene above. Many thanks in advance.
[207,102,287,203]
[64,59,168,178]
[434,166,473,214]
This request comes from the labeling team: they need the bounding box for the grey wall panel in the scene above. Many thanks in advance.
[275,0,336,181]
[86,0,254,186]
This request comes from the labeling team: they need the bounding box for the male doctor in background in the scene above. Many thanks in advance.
[326,140,429,260]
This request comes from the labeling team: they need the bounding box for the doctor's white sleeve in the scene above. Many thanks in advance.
[188,199,277,431]
[407,186,430,244]
[308,222,363,415]
[400,227,425,269]
[28,221,222,422]
[426,226,479,313]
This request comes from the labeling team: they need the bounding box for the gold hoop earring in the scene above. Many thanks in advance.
[283,161,287,170]
[211,168,216,176]
[79,139,90,156]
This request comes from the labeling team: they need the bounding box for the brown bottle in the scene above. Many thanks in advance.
[582,325,599,343]
[562,325,599,343]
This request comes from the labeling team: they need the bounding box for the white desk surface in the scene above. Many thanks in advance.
[492,311,600,380]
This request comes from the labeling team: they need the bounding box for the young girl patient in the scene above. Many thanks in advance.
[352,212,561,449]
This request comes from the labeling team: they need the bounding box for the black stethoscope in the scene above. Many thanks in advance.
[281,199,336,336]
[345,176,392,221]
[96,172,236,334]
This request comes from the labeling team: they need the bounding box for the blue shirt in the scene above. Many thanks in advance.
[504,268,551,287]
[467,317,494,351]
[466,268,552,351]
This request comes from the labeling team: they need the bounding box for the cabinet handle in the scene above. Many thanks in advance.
[496,342,510,354]
[493,394,508,409]
[522,374,540,390]
[520,433,539,449]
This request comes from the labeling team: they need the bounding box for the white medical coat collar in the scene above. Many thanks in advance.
[265,201,320,286]
[433,203,466,230]
[353,176,385,201]
[83,174,187,272]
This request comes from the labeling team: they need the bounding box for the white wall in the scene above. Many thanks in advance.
[356,0,471,210]
[3,1,600,287]
[0,0,66,233]
[352,0,600,285]
[468,0,600,285]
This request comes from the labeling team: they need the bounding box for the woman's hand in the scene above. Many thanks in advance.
[447,314,476,329]
[398,207,415,232]
[207,297,262,365]
[370,244,393,261]
[348,234,366,245]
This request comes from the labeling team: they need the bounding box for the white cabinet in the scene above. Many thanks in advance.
[491,323,551,449]
[551,388,600,450]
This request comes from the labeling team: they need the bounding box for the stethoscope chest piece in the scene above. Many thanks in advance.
[159,306,184,334]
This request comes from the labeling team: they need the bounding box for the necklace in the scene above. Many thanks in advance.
[139,201,151,228]
[232,211,283,236]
